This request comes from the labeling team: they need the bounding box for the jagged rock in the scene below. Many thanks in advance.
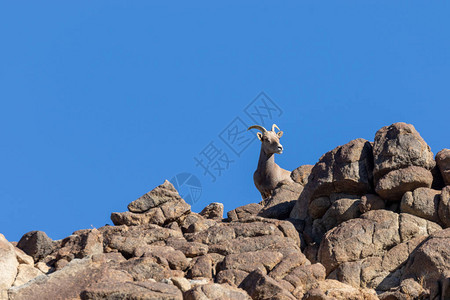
[111,199,190,226]
[359,194,385,213]
[291,164,313,185]
[402,228,450,299]
[373,122,435,180]
[0,234,19,293]
[17,231,54,262]
[200,202,224,220]
[436,149,450,185]
[439,186,450,227]
[111,180,191,226]
[227,203,263,221]
[127,180,182,213]
[56,229,103,261]
[259,181,303,219]
[184,283,250,300]
[290,138,374,220]
[375,166,433,201]
[400,187,441,223]
[12,264,44,287]
[239,269,296,300]
[216,269,250,287]
[81,281,183,300]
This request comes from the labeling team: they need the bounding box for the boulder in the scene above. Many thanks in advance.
[111,180,191,226]
[81,281,183,300]
[291,164,313,185]
[400,187,441,223]
[127,180,181,213]
[305,279,378,300]
[290,138,374,220]
[239,269,296,300]
[375,166,433,201]
[373,122,435,180]
[184,283,250,300]
[402,228,450,299]
[259,181,303,219]
[436,149,450,185]
[8,256,131,300]
[17,231,54,262]
[12,265,44,287]
[227,203,263,221]
[56,229,103,261]
[0,234,19,292]
[308,196,331,219]
[199,202,224,220]
[438,186,450,227]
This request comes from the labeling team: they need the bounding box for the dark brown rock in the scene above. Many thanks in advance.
[200,202,224,220]
[290,138,374,220]
[436,149,450,185]
[187,255,213,279]
[227,203,263,221]
[127,180,182,213]
[259,182,303,219]
[373,122,435,181]
[220,250,283,274]
[438,186,450,227]
[308,196,331,219]
[56,229,103,261]
[400,187,441,223]
[375,166,433,201]
[166,238,208,258]
[17,231,54,262]
[359,194,385,213]
[239,269,296,300]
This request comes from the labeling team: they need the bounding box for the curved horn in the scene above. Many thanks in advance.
[272,124,280,132]
[247,125,267,132]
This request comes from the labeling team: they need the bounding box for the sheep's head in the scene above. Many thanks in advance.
[248,124,284,155]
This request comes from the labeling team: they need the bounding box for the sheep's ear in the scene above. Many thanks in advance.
[257,132,263,141]
[277,131,283,138]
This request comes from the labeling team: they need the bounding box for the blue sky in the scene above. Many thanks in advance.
[1,2,449,241]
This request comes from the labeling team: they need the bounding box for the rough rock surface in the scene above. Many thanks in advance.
[290,138,374,221]
[372,122,435,201]
[4,123,450,300]
[436,149,450,185]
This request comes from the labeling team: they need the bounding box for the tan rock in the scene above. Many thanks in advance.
[227,203,263,221]
[291,164,313,185]
[199,202,224,220]
[239,269,296,300]
[12,264,44,287]
[184,283,250,300]
[13,247,34,265]
[0,234,19,291]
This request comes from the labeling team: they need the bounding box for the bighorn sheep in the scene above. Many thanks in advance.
[248,124,293,200]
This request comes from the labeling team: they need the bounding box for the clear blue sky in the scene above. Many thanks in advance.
[1,2,449,241]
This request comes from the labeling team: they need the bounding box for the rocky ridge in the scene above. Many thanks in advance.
[1,122,449,299]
